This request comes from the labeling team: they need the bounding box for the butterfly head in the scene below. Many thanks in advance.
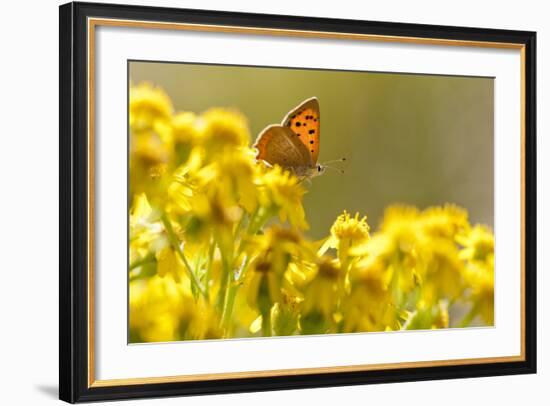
[292,164,325,180]
[299,161,342,182]
[314,158,346,178]
[315,163,327,176]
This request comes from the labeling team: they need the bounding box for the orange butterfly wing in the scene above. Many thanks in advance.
[281,97,320,164]
[253,125,313,168]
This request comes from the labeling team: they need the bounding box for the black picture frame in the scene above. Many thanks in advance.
[59,1,537,403]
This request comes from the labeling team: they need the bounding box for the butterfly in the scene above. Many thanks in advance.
[254,97,333,180]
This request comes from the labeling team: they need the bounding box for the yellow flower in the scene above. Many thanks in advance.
[352,206,423,295]
[172,111,200,165]
[420,238,465,303]
[299,258,343,334]
[129,275,190,343]
[243,227,314,312]
[129,273,223,342]
[464,260,494,325]
[185,300,223,340]
[198,108,250,157]
[209,149,258,214]
[168,147,256,223]
[172,112,199,144]
[129,194,167,262]
[331,211,370,242]
[258,165,308,229]
[166,150,204,215]
[131,127,173,165]
[457,226,494,322]
[130,136,173,208]
[191,191,242,230]
[321,211,370,267]
[457,225,494,263]
[129,115,174,201]
[379,205,422,258]
[351,206,421,267]
[129,82,173,132]
[432,300,450,329]
[342,256,397,333]
[272,291,302,336]
[421,204,469,239]
[129,83,175,202]
[244,258,282,312]
[402,300,449,330]
[155,246,184,282]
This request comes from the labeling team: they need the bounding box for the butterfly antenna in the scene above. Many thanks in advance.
[322,157,346,166]
[321,157,346,174]
[323,165,345,174]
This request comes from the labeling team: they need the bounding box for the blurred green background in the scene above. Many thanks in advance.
[130,61,494,240]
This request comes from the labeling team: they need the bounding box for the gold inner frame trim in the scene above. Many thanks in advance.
[90,355,524,387]
[87,17,527,388]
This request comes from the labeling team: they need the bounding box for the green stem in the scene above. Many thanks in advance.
[220,255,250,331]
[459,304,478,328]
[234,211,248,241]
[261,309,272,337]
[247,206,275,236]
[233,209,257,259]
[219,209,262,322]
[236,206,275,260]
[204,239,215,301]
[245,207,259,234]
[129,253,155,271]
[219,207,275,334]
[221,283,238,332]
[216,233,232,312]
[221,213,251,318]
[161,213,206,298]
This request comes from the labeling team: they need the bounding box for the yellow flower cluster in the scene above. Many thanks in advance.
[128,82,495,342]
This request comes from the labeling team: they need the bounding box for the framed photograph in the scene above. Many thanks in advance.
[59,1,537,403]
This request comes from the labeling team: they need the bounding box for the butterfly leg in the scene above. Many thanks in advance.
[298,177,312,186]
